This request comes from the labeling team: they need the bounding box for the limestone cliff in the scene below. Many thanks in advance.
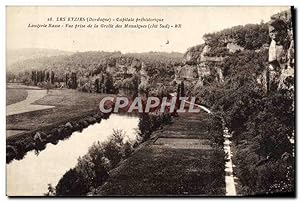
[176,36,235,88]
[268,9,294,91]
[176,8,294,95]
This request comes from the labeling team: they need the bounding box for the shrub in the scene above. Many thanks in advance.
[55,129,135,196]
[55,168,89,196]
[103,130,125,167]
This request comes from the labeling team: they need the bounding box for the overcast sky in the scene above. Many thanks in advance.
[7,6,289,53]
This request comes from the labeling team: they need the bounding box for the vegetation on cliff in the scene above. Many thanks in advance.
[192,9,294,196]
[203,23,269,50]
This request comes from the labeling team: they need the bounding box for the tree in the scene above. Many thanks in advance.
[51,71,55,84]
[55,168,89,196]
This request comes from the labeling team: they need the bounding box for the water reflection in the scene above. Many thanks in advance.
[6,114,139,196]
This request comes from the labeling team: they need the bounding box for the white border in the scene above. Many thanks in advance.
[1,0,299,201]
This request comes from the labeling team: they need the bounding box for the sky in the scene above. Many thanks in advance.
[7,6,289,53]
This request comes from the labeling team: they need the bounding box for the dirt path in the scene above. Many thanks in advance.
[174,95,237,195]
[6,89,55,116]
[223,130,237,196]
[7,83,42,90]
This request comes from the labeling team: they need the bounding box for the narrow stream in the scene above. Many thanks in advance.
[6,114,139,196]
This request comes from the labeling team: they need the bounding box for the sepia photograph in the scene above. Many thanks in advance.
[5,6,295,197]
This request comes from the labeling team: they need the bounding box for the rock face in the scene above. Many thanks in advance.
[175,65,198,80]
[90,56,145,92]
[138,62,150,92]
[106,57,142,76]
[183,44,205,65]
[175,39,227,87]
[268,9,294,91]
[176,9,294,94]
[226,43,244,53]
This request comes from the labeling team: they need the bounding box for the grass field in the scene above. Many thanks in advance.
[6,88,28,106]
[6,88,114,135]
[99,146,224,195]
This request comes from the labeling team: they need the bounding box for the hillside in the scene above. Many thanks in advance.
[177,22,270,93]
[7,48,73,69]
[178,8,295,195]
[7,51,183,94]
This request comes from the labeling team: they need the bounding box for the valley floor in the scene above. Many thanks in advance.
[6,84,113,138]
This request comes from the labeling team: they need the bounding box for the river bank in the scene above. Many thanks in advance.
[6,85,116,163]
[7,113,139,196]
[7,110,109,163]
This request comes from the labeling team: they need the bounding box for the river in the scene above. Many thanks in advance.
[6,114,139,196]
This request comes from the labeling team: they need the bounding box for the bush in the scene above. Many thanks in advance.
[207,114,224,146]
[55,129,135,196]
[56,168,89,196]
[103,130,125,167]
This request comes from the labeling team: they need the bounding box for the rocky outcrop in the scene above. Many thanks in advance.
[268,9,294,91]
[183,44,205,65]
[175,65,198,80]
[138,62,150,92]
[176,41,226,87]
[200,45,226,62]
[106,57,142,76]
[197,43,225,84]
[84,56,145,92]
[176,9,294,93]
[177,26,258,87]
[226,43,244,53]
